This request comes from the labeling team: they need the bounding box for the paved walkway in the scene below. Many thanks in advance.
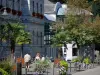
[72,66,100,75]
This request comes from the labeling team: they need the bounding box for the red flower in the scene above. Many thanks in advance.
[40,14,44,19]
[17,11,22,16]
[0,8,5,12]
[32,12,36,17]
[36,13,40,18]
[6,8,11,13]
[12,9,17,15]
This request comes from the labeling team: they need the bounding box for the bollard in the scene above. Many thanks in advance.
[17,62,22,75]
[25,68,27,75]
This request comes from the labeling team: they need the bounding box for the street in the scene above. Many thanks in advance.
[72,66,100,75]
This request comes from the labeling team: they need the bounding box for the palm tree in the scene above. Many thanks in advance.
[0,22,31,61]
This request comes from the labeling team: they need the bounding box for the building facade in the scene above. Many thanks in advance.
[0,0,45,58]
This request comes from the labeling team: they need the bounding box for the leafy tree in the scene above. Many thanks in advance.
[0,22,31,57]
[67,0,100,17]
[51,15,100,49]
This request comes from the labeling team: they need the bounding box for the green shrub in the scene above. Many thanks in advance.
[72,57,82,62]
[0,68,9,75]
[83,57,91,64]
[60,60,68,71]
[0,59,12,75]
[34,59,51,73]
[59,60,68,75]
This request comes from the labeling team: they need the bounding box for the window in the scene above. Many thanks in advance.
[12,0,14,9]
[0,0,2,5]
[37,31,38,45]
[40,4,42,14]
[33,1,34,12]
[40,32,42,47]
[18,0,20,10]
[72,48,77,56]
[36,3,38,13]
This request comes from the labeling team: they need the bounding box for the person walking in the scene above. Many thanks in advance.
[24,53,31,71]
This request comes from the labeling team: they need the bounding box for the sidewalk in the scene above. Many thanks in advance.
[72,66,100,75]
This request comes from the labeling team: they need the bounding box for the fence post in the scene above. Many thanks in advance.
[53,63,54,75]
[67,60,71,75]
[17,62,22,75]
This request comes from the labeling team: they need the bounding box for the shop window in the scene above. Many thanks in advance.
[33,1,34,12]
[0,0,2,5]
[36,3,38,13]
[12,0,15,9]
[72,48,77,56]
[40,4,42,14]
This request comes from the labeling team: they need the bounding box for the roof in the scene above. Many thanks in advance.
[44,0,93,22]
[44,4,55,13]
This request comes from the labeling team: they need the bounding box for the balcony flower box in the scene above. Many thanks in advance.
[12,9,17,15]
[40,14,44,19]
[17,11,22,16]
[36,13,40,18]
[6,8,11,13]
[32,12,36,17]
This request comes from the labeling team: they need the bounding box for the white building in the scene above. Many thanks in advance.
[0,0,45,58]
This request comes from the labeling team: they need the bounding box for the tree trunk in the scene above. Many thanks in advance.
[10,40,15,64]
[58,47,62,59]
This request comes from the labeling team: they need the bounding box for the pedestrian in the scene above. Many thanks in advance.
[35,52,41,61]
[24,53,31,71]
[41,55,45,61]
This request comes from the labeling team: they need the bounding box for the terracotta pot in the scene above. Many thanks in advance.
[12,9,17,15]
[17,11,22,16]
[6,8,11,13]
[36,13,40,18]
[32,12,36,17]
[40,14,44,19]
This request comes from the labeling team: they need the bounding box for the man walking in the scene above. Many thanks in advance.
[24,53,31,71]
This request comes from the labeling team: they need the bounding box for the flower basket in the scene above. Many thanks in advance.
[12,9,17,15]
[32,12,36,17]
[40,14,44,19]
[36,13,40,18]
[0,5,3,9]
[17,11,22,16]
[6,8,11,13]
[0,8,5,12]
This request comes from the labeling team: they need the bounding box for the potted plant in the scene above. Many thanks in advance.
[40,14,44,19]
[36,13,40,18]
[32,12,36,17]
[6,8,11,13]
[59,60,68,75]
[83,57,91,69]
[34,58,51,74]
[17,11,22,16]
[12,9,17,15]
